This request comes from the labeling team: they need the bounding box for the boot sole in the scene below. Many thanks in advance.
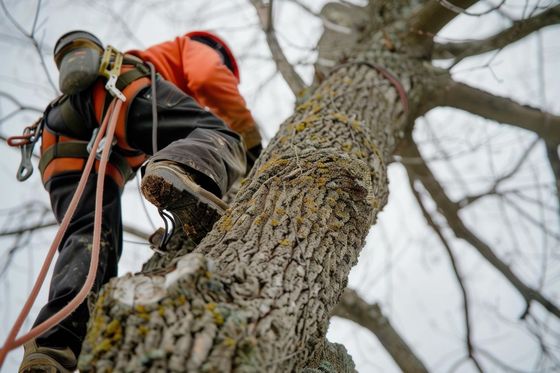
[141,167,227,242]
[19,352,74,373]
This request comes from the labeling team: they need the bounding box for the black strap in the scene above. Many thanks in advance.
[59,96,91,139]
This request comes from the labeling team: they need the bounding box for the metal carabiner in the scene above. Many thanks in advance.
[16,142,35,181]
[11,118,43,182]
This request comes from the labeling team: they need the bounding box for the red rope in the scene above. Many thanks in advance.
[0,98,123,368]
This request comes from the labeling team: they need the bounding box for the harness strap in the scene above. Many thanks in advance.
[116,65,150,91]
[39,141,134,183]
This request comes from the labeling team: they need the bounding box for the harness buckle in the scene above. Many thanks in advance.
[99,45,127,102]
[87,128,117,160]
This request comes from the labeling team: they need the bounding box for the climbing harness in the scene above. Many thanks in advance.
[0,98,124,369]
[0,43,131,369]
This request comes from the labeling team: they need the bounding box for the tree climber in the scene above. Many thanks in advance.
[18,30,262,373]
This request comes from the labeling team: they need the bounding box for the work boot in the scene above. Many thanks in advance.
[19,340,77,373]
[141,160,228,243]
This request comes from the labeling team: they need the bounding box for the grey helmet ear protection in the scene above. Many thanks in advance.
[53,30,104,95]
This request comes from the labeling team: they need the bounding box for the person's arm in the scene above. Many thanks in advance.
[181,38,262,150]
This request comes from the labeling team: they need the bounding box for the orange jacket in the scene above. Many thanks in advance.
[127,35,261,149]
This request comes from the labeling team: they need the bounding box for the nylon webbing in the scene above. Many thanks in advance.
[39,142,134,181]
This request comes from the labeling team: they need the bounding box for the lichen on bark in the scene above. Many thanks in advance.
[80,25,422,371]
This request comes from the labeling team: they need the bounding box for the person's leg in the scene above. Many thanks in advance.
[127,79,246,241]
[127,79,247,196]
[32,172,122,357]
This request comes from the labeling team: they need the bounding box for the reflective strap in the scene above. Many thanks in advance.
[39,141,134,182]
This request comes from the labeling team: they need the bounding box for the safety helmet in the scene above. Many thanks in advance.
[186,31,240,82]
[53,30,103,68]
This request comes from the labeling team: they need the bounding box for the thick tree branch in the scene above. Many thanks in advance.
[250,0,307,96]
[409,0,480,36]
[544,141,560,213]
[400,140,560,319]
[409,178,484,373]
[436,78,560,142]
[332,289,430,373]
[433,5,560,59]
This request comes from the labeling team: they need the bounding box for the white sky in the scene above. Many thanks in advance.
[1,0,559,372]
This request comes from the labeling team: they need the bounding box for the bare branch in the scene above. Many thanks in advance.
[409,0,480,36]
[458,136,540,206]
[249,0,307,96]
[0,218,149,241]
[436,78,560,143]
[332,289,430,373]
[433,5,560,59]
[0,0,59,94]
[409,177,484,373]
[544,141,560,213]
[400,139,560,319]
[0,220,57,237]
[437,0,505,17]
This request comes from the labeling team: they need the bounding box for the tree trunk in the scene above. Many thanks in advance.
[79,7,434,373]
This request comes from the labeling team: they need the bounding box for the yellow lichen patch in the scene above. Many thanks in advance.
[138,325,149,336]
[217,215,233,231]
[93,339,113,354]
[275,207,285,215]
[295,122,306,132]
[335,209,350,220]
[135,305,146,313]
[158,306,165,317]
[311,104,322,114]
[296,216,304,225]
[224,337,236,348]
[213,311,224,325]
[332,112,349,124]
[316,177,327,187]
[367,196,380,209]
[270,219,280,227]
[304,197,318,213]
[258,157,289,174]
[279,239,291,246]
[206,303,224,325]
[175,295,187,306]
[328,222,343,230]
[105,319,121,336]
[296,101,312,112]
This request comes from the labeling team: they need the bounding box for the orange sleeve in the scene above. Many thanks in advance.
[181,38,261,149]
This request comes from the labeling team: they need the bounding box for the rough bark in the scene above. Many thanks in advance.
[78,24,435,370]
[77,1,510,371]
